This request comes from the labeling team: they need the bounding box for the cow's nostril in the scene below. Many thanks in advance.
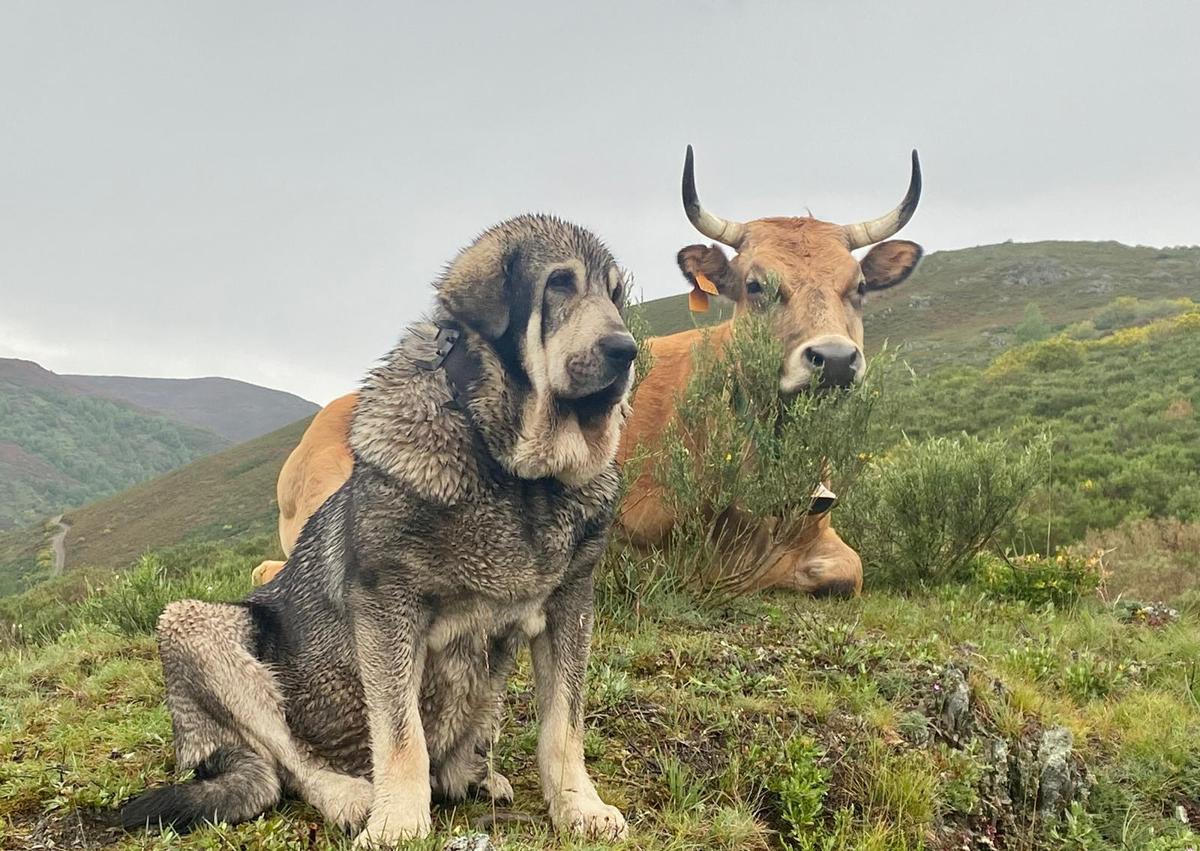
[598,333,638,367]
[804,342,861,388]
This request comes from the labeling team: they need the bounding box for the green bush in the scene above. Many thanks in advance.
[649,300,895,594]
[977,548,1104,609]
[841,434,1047,589]
[748,733,831,847]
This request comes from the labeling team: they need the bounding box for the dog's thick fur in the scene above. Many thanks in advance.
[121,215,634,844]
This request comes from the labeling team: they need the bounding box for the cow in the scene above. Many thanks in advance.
[251,147,923,595]
[618,147,923,596]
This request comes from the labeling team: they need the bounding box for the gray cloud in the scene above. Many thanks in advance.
[3,0,1197,403]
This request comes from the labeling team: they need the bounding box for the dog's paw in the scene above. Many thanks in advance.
[473,769,513,804]
[549,793,627,840]
[312,773,373,831]
[353,803,432,846]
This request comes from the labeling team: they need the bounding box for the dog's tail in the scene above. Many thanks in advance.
[120,746,280,833]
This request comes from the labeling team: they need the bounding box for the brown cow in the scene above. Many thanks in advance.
[252,147,922,594]
[249,394,356,586]
[619,148,922,595]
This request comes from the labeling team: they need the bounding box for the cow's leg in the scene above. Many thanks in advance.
[767,526,863,597]
[251,560,287,586]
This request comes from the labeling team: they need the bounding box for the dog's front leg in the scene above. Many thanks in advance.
[350,593,432,846]
[531,574,627,840]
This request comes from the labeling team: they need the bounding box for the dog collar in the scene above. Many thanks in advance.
[408,324,461,371]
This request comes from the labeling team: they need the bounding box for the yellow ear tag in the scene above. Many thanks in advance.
[695,272,720,295]
[688,272,719,313]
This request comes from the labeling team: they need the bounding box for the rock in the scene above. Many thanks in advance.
[1036,726,1076,818]
[982,737,1012,808]
[444,834,498,851]
[935,665,972,740]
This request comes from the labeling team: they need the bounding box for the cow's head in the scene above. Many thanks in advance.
[677,146,923,393]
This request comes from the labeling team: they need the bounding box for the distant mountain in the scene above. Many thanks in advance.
[0,416,308,593]
[0,359,229,533]
[0,359,318,539]
[64,374,318,443]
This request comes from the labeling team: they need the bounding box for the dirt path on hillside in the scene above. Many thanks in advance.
[49,514,70,577]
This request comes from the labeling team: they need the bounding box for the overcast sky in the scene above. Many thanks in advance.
[3,1,1197,404]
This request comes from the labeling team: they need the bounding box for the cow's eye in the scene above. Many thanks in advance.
[746,280,764,296]
[611,282,624,305]
[547,269,575,293]
[857,280,867,298]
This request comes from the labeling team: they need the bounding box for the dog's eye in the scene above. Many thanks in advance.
[546,269,576,294]
[857,279,867,297]
[611,283,624,305]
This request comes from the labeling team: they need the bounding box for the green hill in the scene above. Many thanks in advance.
[0,359,228,532]
[862,240,1200,370]
[887,305,1200,592]
[0,416,309,594]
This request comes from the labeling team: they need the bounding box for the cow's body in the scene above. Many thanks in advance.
[250,393,355,586]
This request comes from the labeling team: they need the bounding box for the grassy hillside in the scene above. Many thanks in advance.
[889,305,1200,550]
[0,417,308,595]
[0,359,228,533]
[65,374,318,443]
[634,241,1200,371]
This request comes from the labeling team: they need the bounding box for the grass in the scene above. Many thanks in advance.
[1,539,1198,850]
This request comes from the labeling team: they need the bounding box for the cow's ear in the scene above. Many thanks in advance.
[437,234,517,338]
[677,244,735,311]
[860,240,923,291]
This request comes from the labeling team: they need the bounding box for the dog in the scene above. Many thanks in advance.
[120,214,636,845]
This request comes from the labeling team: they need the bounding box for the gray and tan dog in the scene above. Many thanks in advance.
[121,215,636,844]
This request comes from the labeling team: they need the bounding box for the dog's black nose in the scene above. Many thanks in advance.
[804,342,862,388]
[598,333,638,368]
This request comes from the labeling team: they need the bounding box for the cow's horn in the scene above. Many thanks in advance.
[682,145,747,248]
[842,149,922,250]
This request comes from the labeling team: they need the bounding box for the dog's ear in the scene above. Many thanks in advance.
[436,234,518,339]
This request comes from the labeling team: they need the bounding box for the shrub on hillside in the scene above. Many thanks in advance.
[1091,295,1194,332]
[985,335,1086,379]
[646,296,895,594]
[976,548,1105,608]
[840,434,1047,589]
[1082,518,1200,603]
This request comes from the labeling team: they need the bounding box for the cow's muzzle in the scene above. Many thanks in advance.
[780,335,864,394]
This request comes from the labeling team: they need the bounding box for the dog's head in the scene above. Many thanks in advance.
[436,215,635,484]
